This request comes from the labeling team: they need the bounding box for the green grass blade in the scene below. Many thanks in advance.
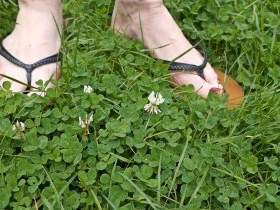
[90,188,103,210]
[120,173,159,210]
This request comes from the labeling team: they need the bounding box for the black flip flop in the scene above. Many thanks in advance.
[0,42,60,91]
[165,55,208,80]
[165,56,244,108]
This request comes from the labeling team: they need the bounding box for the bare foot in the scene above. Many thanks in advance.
[112,0,223,97]
[0,0,62,93]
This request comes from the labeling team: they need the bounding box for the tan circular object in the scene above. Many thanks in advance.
[215,70,244,108]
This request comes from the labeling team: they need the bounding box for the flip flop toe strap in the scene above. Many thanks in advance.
[0,43,60,90]
[167,56,208,80]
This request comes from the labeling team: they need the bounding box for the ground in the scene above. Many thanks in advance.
[0,0,279,209]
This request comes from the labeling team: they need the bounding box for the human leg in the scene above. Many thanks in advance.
[0,0,62,92]
[112,0,223,97]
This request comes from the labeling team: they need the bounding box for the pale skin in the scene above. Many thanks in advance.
[0,0,223,96]
[0,0,62,92]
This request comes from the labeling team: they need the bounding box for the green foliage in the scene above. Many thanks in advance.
[0,0,279,209]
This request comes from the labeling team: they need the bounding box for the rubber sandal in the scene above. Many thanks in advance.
[0,42,60,92]
[166,56,244,108]
[215,69,244,108]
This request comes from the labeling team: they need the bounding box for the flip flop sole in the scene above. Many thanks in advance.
[215,70,244,108]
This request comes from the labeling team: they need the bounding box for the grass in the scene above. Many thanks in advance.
[0,0,279,209]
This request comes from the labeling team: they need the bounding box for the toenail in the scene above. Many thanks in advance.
[210,88,222,94]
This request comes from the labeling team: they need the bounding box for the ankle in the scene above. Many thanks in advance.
[118,0,163,6]
[19,0,62,18]
[17,0,63,31]
[117,0,163,15]
[3,0,62,54]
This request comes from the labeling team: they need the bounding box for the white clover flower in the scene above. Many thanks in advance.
[79,114,93,128]
[79,114,93,134]
[144,103,162,114]
[12,121,25,132]
[84,85,93,94]
[148,91,165,105]
[144,91,165,114]
[79,117,84,128]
